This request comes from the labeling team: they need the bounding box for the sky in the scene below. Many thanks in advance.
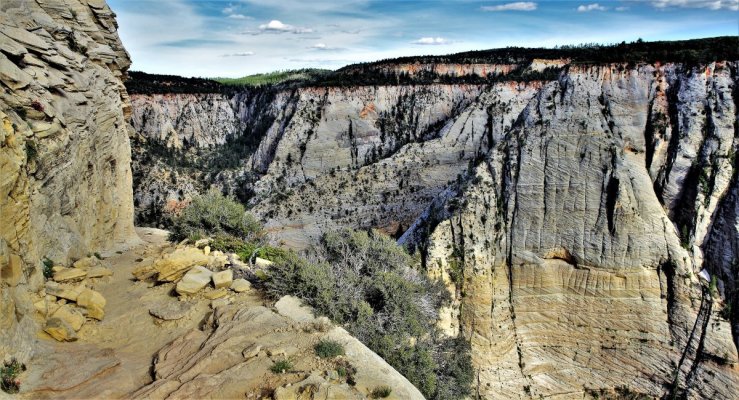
[107,0,739,78]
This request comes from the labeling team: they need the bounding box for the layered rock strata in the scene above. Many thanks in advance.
[0,0,135,359]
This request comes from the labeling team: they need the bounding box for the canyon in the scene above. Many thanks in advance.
[1,0,737,398]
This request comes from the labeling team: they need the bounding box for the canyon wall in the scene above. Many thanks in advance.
[0,0,135,358]
[129,58,739,398]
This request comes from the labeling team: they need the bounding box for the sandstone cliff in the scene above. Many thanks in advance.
[128,50,739,398]
[0,0,136,359]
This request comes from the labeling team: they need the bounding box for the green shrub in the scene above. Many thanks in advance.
[42,258,54,279]
[335,359,357,385]
[270,359,293,374]
[1,358,25,394]
[371,385,392,398]
[314,339,345,358]
[169,189,262,243]
[266,229,471,399]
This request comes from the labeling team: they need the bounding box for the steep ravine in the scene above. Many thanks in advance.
[129,59,739,398]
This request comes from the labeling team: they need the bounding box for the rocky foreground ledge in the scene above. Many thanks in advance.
[14,228,422,399]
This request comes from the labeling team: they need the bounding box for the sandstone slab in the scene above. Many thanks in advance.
[53,268,87,282]
[212,269,233,289]
[230,278,251,293]
[175,266,213,295]
[155,248,209,282]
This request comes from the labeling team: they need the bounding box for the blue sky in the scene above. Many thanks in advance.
[107,0,739,77]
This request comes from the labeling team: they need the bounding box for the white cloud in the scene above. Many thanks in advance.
[615,6,629,11]
[228,14,249,19]
[222,51,255,57]
[258,20,314,34]
[577,3,608,12]
[481,2,537,11]
[412,37,450,45]
[651,0,738,10]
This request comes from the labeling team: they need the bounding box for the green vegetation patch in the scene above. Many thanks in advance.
[214,69,331,87]
[1,359,25,394]
[314,339,345,359]
[266,229,474,399]
[270,359,293,374]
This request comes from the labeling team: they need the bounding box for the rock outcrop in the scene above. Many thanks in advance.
[134,297,424,399]
[417,62,739,398]
[0,0,135,360]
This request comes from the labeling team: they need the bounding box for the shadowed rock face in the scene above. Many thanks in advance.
[0,0,135,359]
[130,60,739,398]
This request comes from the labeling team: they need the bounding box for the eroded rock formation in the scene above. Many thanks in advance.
[0,0,136,359]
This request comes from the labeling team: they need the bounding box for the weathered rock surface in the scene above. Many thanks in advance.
[212,269,233,289]
[230,278,251,293]
[149,301,191,321]
[175,265,213,295]
[0,0,136,360]
[133,246,208,281]
[414,62,739,399]
[133,297,424,399]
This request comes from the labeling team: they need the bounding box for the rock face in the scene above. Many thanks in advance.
[0,0,135,359]
[417,62,739,398]
[129,57,739,398]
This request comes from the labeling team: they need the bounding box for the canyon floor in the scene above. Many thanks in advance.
[13,228,421,400]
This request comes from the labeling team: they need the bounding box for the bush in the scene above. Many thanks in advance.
[42,258,54,279]
[266,229,472,399]
[270,359,293,374]
[314,339,345,358]
[371,386,392,398]
[169,189,262,243]
[1,358,25,394]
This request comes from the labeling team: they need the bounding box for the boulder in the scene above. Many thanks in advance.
[149,301,192,321]
[203,246,210,256]
[77,288,106,321]
[34,298,61,316]
[53,268,87,282]
[45,281,84,302]
[155,248,209,282]
[212,269,233,289]
[51,304,85,331]
[44,318,78,342]
[175,266,213,295]
[230,278,251,293]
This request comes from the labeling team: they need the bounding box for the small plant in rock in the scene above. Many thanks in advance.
[335,360,357,385]
[314,339,344,359]
[1,358,26,394]
[370,385,392,398]
[270,359,293,374]
[94,252,103,260]
[42,258,54,279]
